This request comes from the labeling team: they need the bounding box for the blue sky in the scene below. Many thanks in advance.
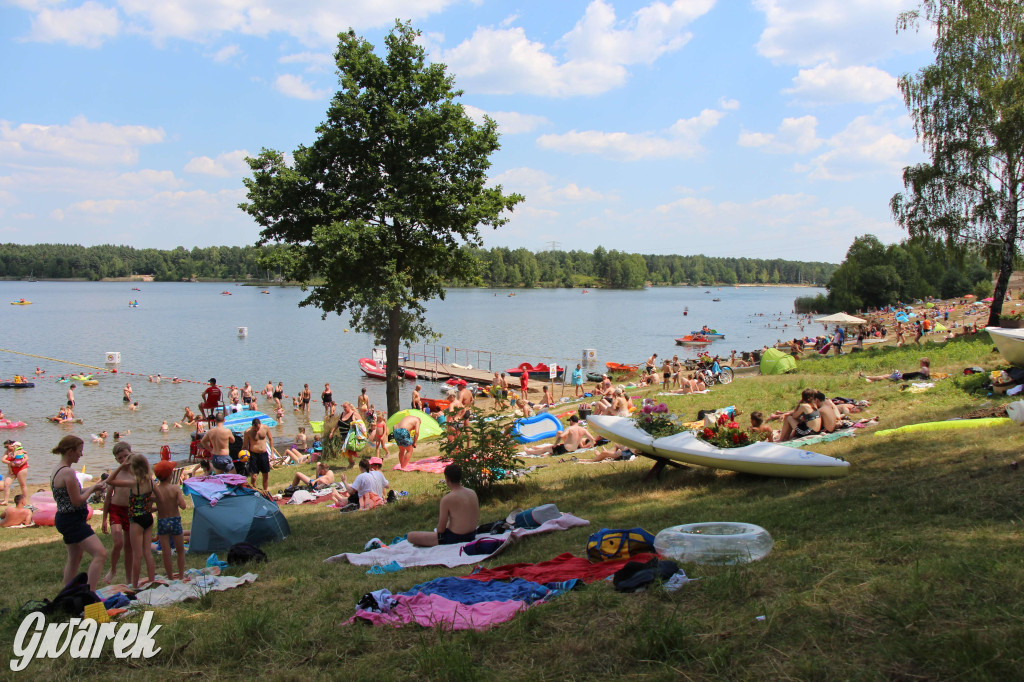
[0,0,935,262]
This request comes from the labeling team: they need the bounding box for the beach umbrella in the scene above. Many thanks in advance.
[964,294,976,299]
[814,312,867,325]
[895,313,909,322]
[983,297,995,302]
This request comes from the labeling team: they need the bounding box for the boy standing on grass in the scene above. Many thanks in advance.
[153,460,187,579]
[102,442,135,585]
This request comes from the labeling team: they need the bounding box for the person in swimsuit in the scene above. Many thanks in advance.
[411,384,423,411]
[357,388,370,418]
[242,382,255,408]
[408,464,479,546]
[123,382,132,404]
[322,383,334,416]
[2,440,29,506]
[392,414,420,468]
[273,382,284,409]
[780,389,822,441]
[200,413,235,472]
[300,384,311,415]
[370,412,388,458]
[243,417,275,494]
[50,435,108,591]
[101,441,136,585]
[284,426,310,464]
[153,460,187,580]
[108,453,156,587]
[523,415,596,456]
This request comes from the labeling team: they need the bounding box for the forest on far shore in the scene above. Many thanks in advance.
[0,243,837,289]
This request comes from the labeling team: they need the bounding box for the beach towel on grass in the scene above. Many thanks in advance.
[348,577,578,631]
[392,456,450,474]
[464,552,657,584]
[782,430,856,447]
[325,513,589,568]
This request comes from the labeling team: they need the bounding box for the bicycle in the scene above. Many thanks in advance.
[697,360,734,386]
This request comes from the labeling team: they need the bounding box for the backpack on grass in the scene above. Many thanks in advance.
[586,528,656,562]
[227,542,267,565]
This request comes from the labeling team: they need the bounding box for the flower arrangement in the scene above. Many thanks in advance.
[696,412,766,449]
[696,351,714,367]
[1000,310,1024,325]
[633,401,679,438]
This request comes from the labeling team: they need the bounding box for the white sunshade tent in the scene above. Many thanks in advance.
[815,313,867,325]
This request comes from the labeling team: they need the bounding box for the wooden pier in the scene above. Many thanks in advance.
[401,361,501,385]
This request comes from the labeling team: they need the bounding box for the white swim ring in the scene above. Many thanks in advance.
[654,522,773,565]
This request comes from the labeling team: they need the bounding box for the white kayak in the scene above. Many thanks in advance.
[588,415,850,479]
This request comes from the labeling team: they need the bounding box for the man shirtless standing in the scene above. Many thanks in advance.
[392,414,421,468]
[407,464,479,547]
[200,413,235,472]
[243,417,274,493]
[411,384,423,411]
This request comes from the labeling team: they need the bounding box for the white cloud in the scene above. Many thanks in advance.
[738,115,822,154]
[279,51,334,72]
[802,114,917,181]
[490,167,611,206]
[29,0,120,48]
[0,116,165,165]
[537,108,726,161]
[786,63,898,103]
[184,149,251,177]
[719,98,740,110]
[273,74,328,100]
[113,0,458,46]
[439,0,715,97]
[208,44,242,63]
[754,0,931,67]
[559,0,713,64]
[462,106,549,135]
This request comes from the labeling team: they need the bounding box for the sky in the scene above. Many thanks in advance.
[0,0,937,263]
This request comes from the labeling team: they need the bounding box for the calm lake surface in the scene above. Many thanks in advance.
[0,281,823,481]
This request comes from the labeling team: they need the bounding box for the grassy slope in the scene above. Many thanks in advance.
[1,335,1022,680]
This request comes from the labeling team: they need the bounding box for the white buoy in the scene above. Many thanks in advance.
[105,351,121,364]
[238,327,248,337]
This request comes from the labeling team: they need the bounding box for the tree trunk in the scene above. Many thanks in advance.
[988,184,1020,327]
[385,305,402,417]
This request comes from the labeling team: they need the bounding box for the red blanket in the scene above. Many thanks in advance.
[463,552,657,584]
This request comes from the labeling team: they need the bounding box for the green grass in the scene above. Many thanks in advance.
[2,334,1023,679]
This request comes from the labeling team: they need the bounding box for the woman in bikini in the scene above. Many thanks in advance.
[779,388,822,441]
[50,436,108,590]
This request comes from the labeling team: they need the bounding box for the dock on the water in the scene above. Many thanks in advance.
[401,361,501,385]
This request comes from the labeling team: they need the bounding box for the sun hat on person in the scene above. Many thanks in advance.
[368,457,383,466]
[153,460,176,480]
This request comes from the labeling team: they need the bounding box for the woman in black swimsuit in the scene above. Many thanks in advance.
[50,435,108,590]
[780,388,822,441]
[322,383,334,416]
[273,382,284,409]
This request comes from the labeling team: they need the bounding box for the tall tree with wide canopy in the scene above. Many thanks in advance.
[240,22,523,416]
[890,0,1024,326]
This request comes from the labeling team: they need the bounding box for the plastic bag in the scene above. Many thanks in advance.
[1006,400,1024,424]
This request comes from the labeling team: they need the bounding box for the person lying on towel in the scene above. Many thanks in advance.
[407,464,479,547]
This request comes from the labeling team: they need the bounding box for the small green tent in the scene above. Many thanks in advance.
[760,348,797,375]
[386,409,444,441]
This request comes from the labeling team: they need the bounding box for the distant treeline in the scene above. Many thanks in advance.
[0,242,837,288]
[794,234,996,313]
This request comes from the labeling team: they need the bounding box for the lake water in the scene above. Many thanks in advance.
[0,281,823,481]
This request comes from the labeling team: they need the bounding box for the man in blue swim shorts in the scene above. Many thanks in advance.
[200,413,235,473]
[392,414,420,468]
[407,464,479,547]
